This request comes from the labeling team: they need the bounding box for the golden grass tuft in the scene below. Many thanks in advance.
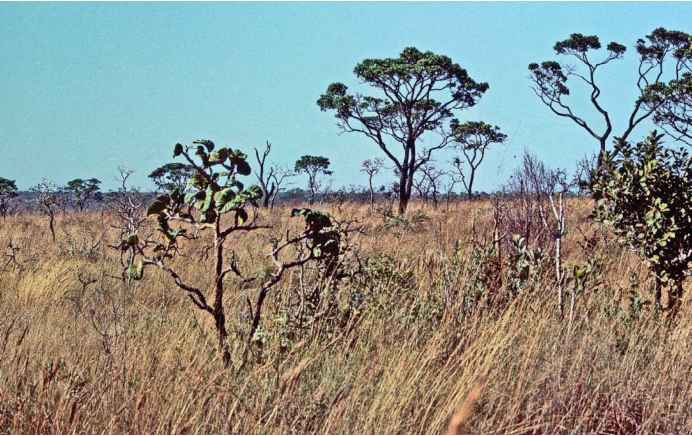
[0,199,689,434]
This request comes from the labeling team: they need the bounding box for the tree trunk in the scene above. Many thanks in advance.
[213,233,231,368]
[48,215,55,242]
[555,233,564,318]
[261,187,270,208]
[369,179,374,211]
[467,170,475,199]
[398,191,409,215]
[215,310,231,368]
[398,166,411,215]
[654,275,662,310]
[668,280,682,316]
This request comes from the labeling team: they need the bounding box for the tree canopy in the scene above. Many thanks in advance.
[64,178,102,211]
[318,47,489,214]
[295,155,332,204]
[148,162,196,193]
[450,121,507,197]
[529,28,691,166]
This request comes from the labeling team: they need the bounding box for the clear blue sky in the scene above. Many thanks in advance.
[1,2,690,192]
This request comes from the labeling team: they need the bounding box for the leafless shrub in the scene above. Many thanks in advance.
[497,151,572,316]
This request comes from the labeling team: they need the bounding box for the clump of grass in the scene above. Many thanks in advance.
[0,199,689,434]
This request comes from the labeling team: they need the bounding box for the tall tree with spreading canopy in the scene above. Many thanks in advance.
[0,177,18,219]
[64,178,102,211]
[450,121,507,198]
[318,47,489,214]
[529,28,691,165]
[148,162,195,193]
[294,155,332,204]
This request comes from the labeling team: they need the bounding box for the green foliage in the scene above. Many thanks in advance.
[528,61,570,96]
[635,27,690,60]
[0,177,18,218]
[148,163,195,193]
[317,46,489,213]
[64,178,102,211]
[291,208,341,267]
[0,177,17,195]
[638,29,691,145]
[294,155,332,203]
[553,33,626,56]
[592,131,691,294]
[451,121,507,150]
[318,47,489,119]
[508,234,546,295]
[146,140,262,232]
[294,155,332,175]
[643,72,691,145]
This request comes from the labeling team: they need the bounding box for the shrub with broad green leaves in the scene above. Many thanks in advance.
[114,139,348,368]
[592,131,691,310]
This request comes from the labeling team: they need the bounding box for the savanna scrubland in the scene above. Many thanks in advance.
[0,197,689,434]
[0,24,691,436]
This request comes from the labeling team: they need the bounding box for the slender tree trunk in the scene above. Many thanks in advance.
[467,169,475,199]
[654,274,662,310]
[213,233,231,368]
[48,214,56,242]
[668,280,682,316]
[596,138,608,171]
[369,178,374,211]
[261,187,270,208]
[555,233,564,318]
[308,173,316,205]
[399,162,411,215]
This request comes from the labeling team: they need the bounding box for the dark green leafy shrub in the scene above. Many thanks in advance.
[592,131,691,310]
[507,234,546,296]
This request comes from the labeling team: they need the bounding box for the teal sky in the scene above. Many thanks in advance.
[1,2,690,192]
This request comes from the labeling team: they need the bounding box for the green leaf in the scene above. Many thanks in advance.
[193,139,215,152]
[147,195,170,216]
[209,148,229,164]
[214,188,237,213]
[235,159,251,176]
[245,185,263,200]
[236,208,248,224]
[126,234,139,247]
[127,260,144,281]
[200,186,214,212]
[173,143,184,157]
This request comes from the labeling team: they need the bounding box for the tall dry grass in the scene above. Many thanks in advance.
[0,199,689,434]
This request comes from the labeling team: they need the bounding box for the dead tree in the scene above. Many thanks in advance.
[107,167,147,283]
[254,141,278,208]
